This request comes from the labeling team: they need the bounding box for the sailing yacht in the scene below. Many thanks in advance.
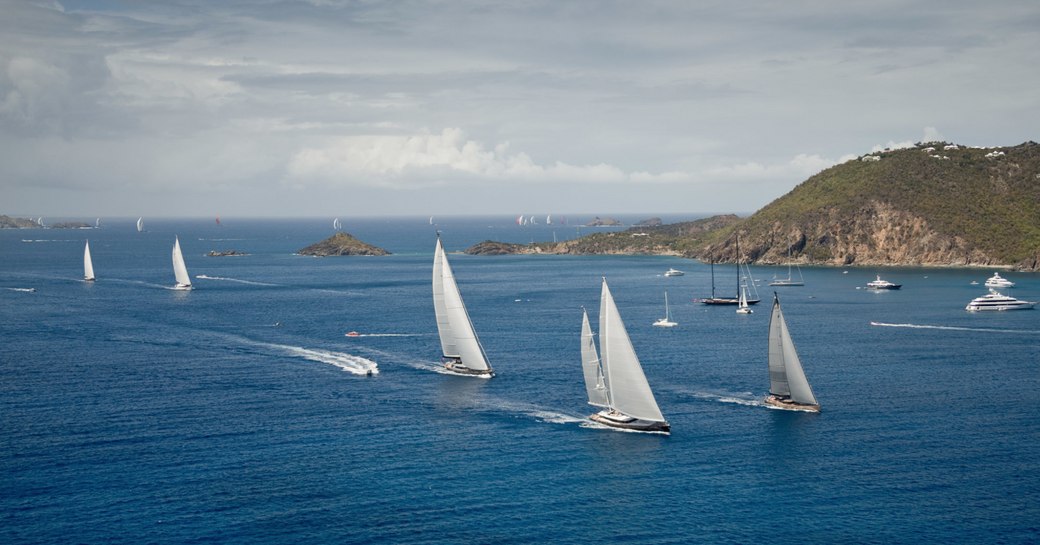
[701,237,761,305]
[765,294,819,412]
[769,255,804,286]
[171,236,193,290]
[333,218,342,230]
[582,279,670,433]
[136,217,144,233]
[432,237,494,377]
[653,291,677,327]
[83,240,96,282]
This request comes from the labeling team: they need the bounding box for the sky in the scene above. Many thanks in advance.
[2,0,1038,218]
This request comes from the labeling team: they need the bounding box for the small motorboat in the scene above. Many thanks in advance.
[345,331,360,337]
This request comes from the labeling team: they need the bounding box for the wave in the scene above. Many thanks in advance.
[480,399,586,424]
[195,275,279,287]
[870,321,1040,335]
[672,388,766,408]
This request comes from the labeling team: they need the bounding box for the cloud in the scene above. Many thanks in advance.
[872,126,946,152]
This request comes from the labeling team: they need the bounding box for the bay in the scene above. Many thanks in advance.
[2,217,1038,544]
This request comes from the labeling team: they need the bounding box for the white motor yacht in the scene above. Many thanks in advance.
[984,272,1015,288]
[965,292,1035,312]
[866,275,901,290]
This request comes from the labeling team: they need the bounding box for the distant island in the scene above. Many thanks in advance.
[297,232,390,256]
[466,141,1040,271]
[207,250,249,257]
[584,216,622,227]
[0,215,42,229]
[633,217,663,227]
[50,222,92,229]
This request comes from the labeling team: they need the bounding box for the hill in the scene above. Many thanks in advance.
[297,232,390,256]
[466,141,1040,270]
[704,141,1040,270]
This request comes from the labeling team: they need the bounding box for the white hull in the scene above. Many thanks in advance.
[765,395,820,413]
[589,409,670,433]
[652,319,677,327]
[443,359,494,377]
[172,283,193,291]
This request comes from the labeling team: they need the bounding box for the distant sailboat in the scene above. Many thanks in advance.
[653,291,678,327]
[736,282,753,314]
[171,236,193,290]
[432,237,493,377]
[546,214,552,225]
[136,217,144,233]
[215,216,221,226]
[83,240,96,282]
[769,252,804,287]
[332,217,342,230]
[429,216,434,225]
[702,236,761,305]
[765,294,819,412]
[583,279,670,433]
[95,218,101,229]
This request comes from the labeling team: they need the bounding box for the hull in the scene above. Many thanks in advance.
[765,395,820,413]
[866,285,901,290]
[702,297,760,305]
[172,283,193,291]
[443,358,494,378]
[966,303,1035,311]
[84,277,96,282]
[652,320,677,327]
[590,410,670,433]
[768,280,803,287]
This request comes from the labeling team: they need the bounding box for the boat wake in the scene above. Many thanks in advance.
[260,342,379,376]
[870,321,1040,335]
[347,346,443,374]
[480,399,585,425]
[21,239,75,243]
[675,389,766,408]
[195,275,278,287]
[4,287,37,293]
[344,333,426,338]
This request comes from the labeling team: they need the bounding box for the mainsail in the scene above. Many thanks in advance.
[432,239,491,373]
[136,217,143,232]
[581,309,610,408]
[767,295,817,405]
[83,240,95,281]
[599,279,665,423]
[172,236,192,288]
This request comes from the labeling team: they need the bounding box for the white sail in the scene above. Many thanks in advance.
[599,279,665,422]
[83,240,95,281]
[581,309,610,408]
[767,295,817,405]
[432,239,458,359]
[333,218,342,230]
[172,236,192,288]
[95,218,100,229]
[136,217,143,232]
[433,239,491,372]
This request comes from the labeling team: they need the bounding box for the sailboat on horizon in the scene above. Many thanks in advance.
[136,217,144,233]
[83,240,95,282]
[581,279,670,434]
[765,294,819,412]
[432,237,493,378]
[333,217,342,230]
[171,236,193,290]
[653,291,677,327]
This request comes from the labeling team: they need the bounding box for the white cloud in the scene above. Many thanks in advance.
[872,126,946,152]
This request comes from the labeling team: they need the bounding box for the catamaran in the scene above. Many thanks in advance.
[171,236,193,290]
[582,279,670,433]
[83,240,96,282]
[432,237,494,377]
[765,294,819,412]
[653,291,678,327]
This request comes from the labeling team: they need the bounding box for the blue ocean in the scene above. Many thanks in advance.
[2,217,1038,544]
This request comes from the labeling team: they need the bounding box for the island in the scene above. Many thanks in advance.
[0,215,42,228]
[207,250,249,257]
[584,216,622,227]
[297,232,390,256]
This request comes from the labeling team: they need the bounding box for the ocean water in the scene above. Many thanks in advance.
[2,217,1039,544]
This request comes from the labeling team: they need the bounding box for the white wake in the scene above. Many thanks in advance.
[870,321,1040,335]
[258,342,379,376]
[195,275,278,287]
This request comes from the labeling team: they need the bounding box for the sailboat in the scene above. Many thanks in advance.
[94,218,101,229]
[432,237,493,377]
[136,217,144,233]
[83,240,96,282]
[332,217,342,230]
[736,282,752,314]
[765,294,819,412]
[701,236,761,305]
[171,236,193,290]
[653,291,678,327]
[769,253,804,287]
[582,279,670,433]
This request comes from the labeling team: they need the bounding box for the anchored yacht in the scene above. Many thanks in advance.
[965,291,1035,312]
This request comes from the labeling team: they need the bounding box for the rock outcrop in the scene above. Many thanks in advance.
[297,232,390,256]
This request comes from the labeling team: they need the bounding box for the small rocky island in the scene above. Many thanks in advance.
[207,250,249,257]
[465,240,530,255]
[297,232,390,256]
[584,216,622,227]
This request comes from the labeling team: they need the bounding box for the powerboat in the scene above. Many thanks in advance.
[664,268,684,276]
[866,275,901,290]
[965,291,1036,312]
[984,272,1015,288]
